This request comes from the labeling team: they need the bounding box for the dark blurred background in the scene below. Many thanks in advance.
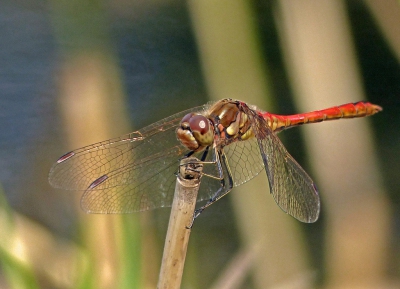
[0,0,399,288]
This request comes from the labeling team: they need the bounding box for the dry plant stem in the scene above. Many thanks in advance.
[157,157,202,289]
[209,241,261,289]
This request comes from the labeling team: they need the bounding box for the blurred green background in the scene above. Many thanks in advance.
[0,0,399,288]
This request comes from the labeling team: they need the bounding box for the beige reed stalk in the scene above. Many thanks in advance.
[157,157,203,289]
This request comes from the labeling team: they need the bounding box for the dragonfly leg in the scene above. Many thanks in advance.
[184,150,195,158]
[183,145,209,160]
[186,149,234,229]
[200,146,210,161]
[180,146,227,181]
[179,147,214,179]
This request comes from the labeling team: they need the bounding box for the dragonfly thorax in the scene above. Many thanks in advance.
[208,99,254,144]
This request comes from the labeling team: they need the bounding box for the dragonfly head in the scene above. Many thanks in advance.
[176,113,214,152]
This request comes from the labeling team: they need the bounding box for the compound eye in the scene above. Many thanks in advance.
[181,113,194,125]
[189,115,210,135]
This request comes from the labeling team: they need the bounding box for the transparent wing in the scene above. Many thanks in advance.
[223,105,320,223]
[223,137,265,187]
[49,104,216,213]
[256,125,320,223]
[81,146,185,213]
[81,145,227,213]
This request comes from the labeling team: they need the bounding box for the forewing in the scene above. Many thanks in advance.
[81,146,185,213]
[49,104,210,213]
[49,132,150,191]
[250,113,320,223]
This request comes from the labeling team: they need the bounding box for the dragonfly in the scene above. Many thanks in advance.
[49,99,382,223]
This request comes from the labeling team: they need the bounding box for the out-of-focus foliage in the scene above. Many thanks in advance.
[0,186,39,289]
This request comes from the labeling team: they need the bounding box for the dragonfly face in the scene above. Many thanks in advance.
[176,113,214,152]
